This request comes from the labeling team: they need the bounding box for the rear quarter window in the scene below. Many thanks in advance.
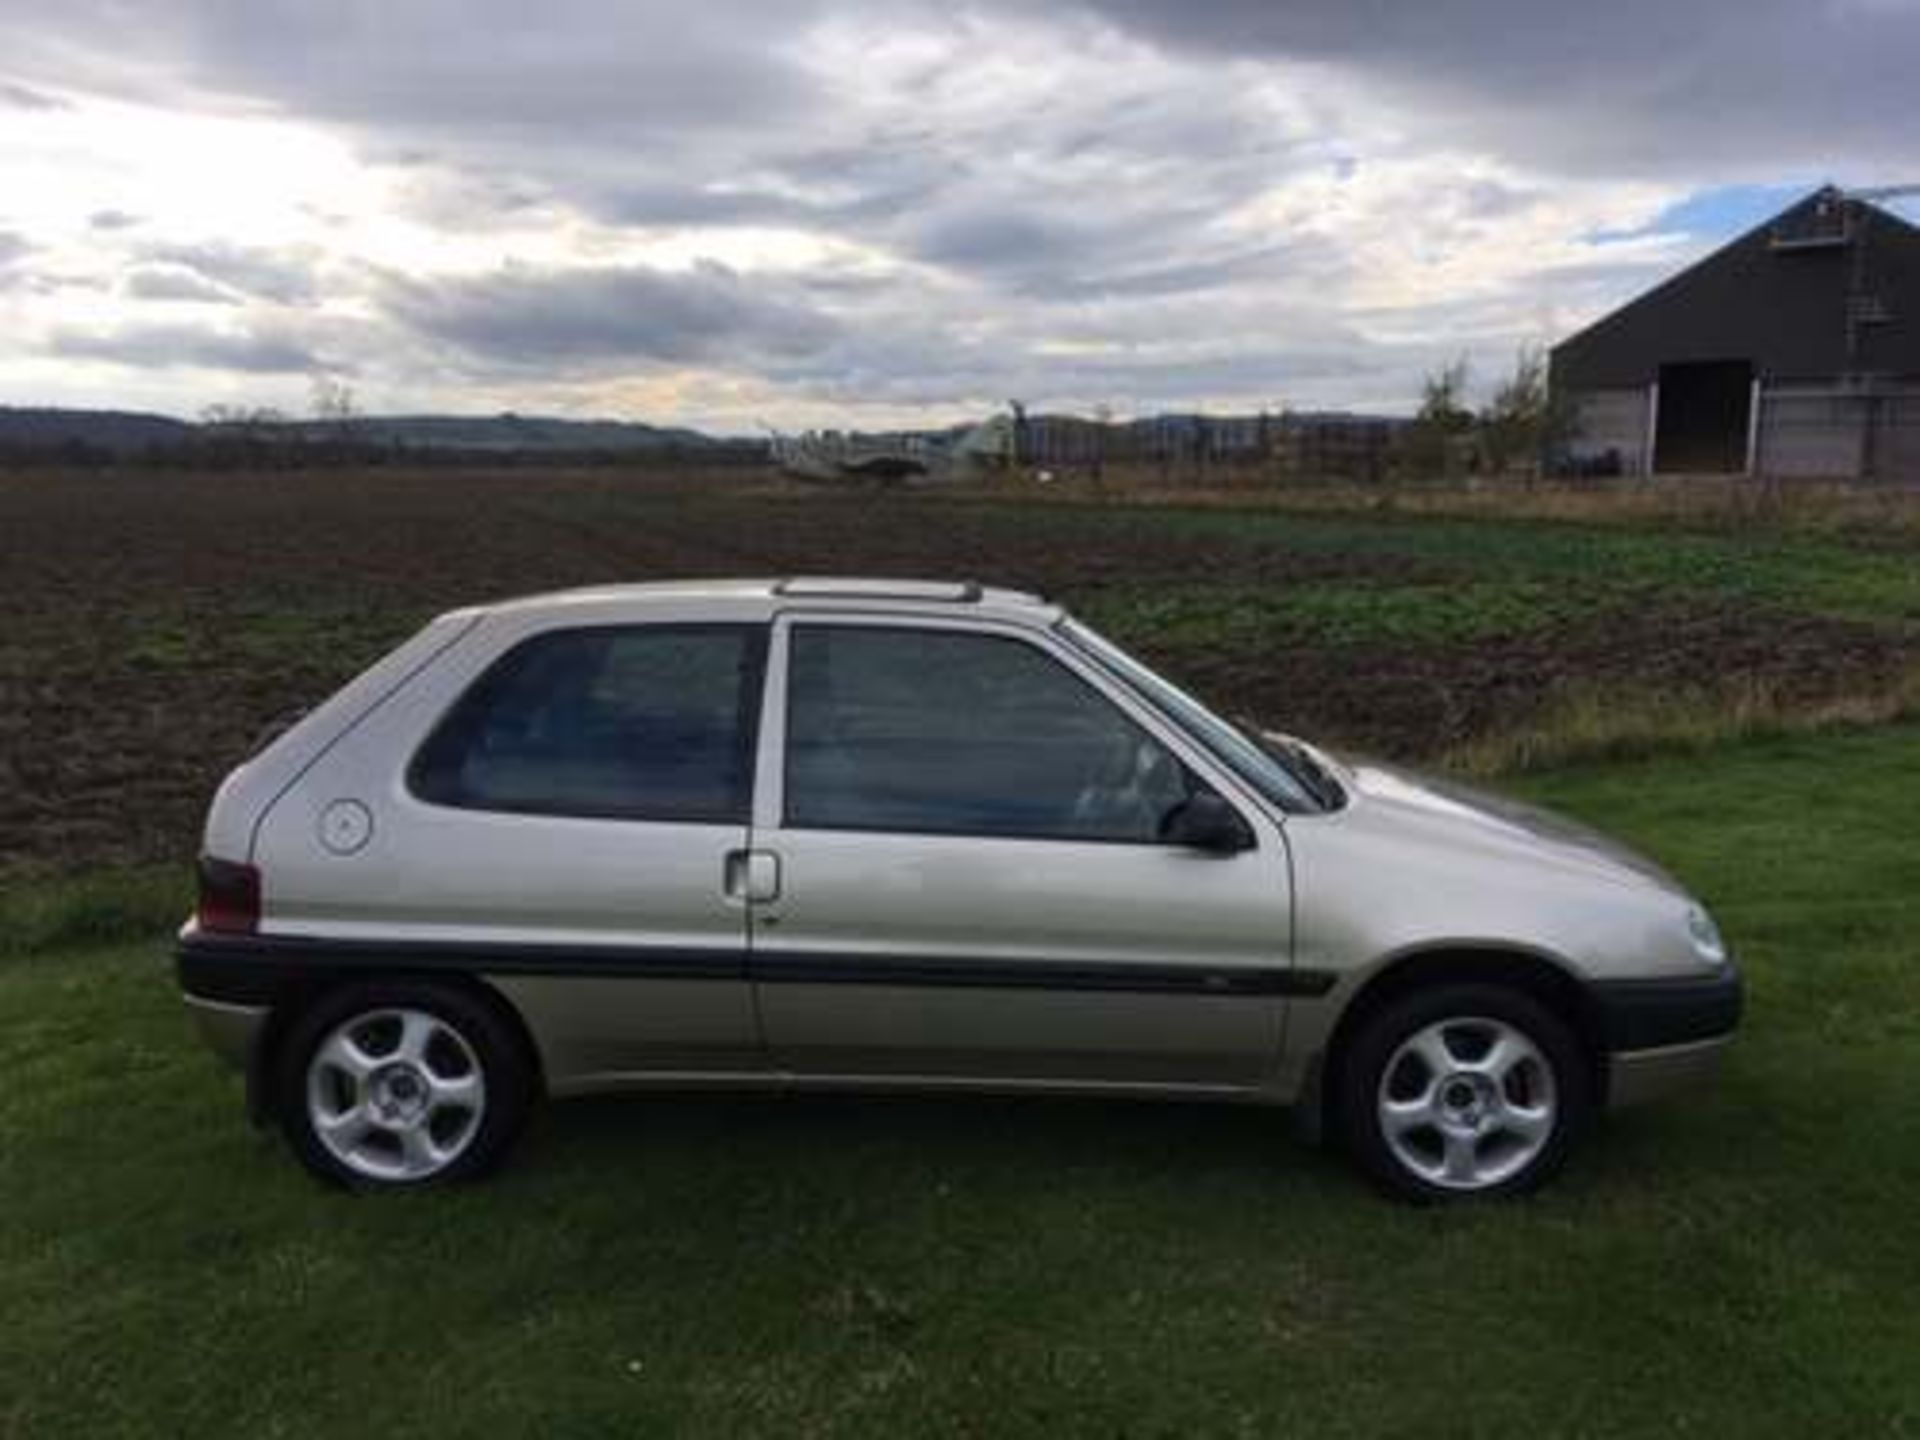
[408,623,766,824]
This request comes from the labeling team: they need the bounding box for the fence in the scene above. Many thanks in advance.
[1012,412,1406,481]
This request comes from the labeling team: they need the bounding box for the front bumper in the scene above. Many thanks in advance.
[1606,1035,1732,1107]
[1592,964,1743,1108]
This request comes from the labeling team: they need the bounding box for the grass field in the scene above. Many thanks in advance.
[3,723,1918,1437]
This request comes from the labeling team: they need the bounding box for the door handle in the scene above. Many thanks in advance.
[723,849,781,903]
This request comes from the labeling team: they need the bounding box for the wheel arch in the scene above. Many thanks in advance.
[246,969,547,1126]
[1309,943,1608,1141]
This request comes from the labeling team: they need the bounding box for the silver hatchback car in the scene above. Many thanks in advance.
[177,578,1740,1200]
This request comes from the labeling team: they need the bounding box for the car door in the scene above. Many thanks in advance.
[745,613,1296,1090]
[255,620,770,1083]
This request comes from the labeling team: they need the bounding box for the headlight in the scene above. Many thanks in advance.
[1686,905,1727,965]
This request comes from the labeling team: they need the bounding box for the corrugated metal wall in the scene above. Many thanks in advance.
[1569,388,1649,474]
[1755,386,1868,477]
[1569,381,1920,480]
[1755,384,1920,480]
[1872,390,1920,479]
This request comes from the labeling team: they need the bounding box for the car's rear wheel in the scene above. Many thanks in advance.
[1336,983,1591,1202]
[277,981,532,1190]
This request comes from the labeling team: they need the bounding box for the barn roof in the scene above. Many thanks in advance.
[1551,188,1920,390]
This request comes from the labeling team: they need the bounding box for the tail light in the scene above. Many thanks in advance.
[196,856,261,935]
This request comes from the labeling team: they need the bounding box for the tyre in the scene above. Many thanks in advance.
[276,980,534,1190]
[1335,983,1591,1202]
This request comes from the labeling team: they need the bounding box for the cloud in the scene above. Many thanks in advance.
[123,265,237,304]
[378,260,842,370]
[1054,0,1920,180]
[0,81,66,110]
[0,231,33,291]
[911,208,1084,276]
[141,241,320,305]
[48,321,319,373]
[89,209,141,230]
[0,1,833,135]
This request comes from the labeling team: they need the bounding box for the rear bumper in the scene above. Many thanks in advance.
[182,991,267,1071]
[177,931,275,1120]
[1592,965,1742,1108]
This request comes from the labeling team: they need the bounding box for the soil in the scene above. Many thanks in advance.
[2,467,1910,870]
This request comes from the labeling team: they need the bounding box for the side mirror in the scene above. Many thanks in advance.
[1161,792,1255,855]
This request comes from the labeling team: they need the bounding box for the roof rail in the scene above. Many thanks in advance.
[771,578,985,603]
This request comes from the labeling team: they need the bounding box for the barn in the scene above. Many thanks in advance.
[1551,187,1920,480]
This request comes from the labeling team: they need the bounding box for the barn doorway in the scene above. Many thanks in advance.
[1654,360,1753,473]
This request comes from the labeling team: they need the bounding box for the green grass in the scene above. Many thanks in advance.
[0,865,185,958]
[123,605,414,675]
[1441,661,1920,776]
[1049,503,1918,661]
[3,726,1919,1436]
[1079,577,1586,650]
[1146,508,1920,624]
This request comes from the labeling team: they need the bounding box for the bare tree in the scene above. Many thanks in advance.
[200,403,288,430]
[1402,356,1475,480]
[196,402,290,470]
[1419,356,1474,430]
[1479,345,1569,481]
[309,375,358,446]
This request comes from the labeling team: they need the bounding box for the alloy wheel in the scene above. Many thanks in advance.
[304,1007,488,1183]
[1375,1015,1559,1192]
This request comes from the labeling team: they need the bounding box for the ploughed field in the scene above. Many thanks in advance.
[2,466,1917,872]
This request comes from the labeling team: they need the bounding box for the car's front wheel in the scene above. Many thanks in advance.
[277,981,533,1190]
[1336,983,1591,1201]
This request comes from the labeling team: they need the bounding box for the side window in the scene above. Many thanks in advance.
[410,624,764,823]
[785,625,1194,842]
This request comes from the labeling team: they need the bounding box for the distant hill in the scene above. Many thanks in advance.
[0,407,195,452]
[301,413,723,452]
[0,406,736,455]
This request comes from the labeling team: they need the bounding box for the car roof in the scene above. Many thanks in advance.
[472,577,1060,629]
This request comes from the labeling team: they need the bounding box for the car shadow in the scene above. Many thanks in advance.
[519,1087,1335,1189]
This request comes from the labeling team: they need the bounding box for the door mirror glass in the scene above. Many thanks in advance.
[1160,792,1254,854]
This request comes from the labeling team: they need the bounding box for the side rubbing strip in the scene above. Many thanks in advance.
[749,950,1336,997]
[176,931,745,1007]
[177,932,1336,1004]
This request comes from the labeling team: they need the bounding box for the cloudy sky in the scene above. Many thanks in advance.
[1,0,1915,431]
